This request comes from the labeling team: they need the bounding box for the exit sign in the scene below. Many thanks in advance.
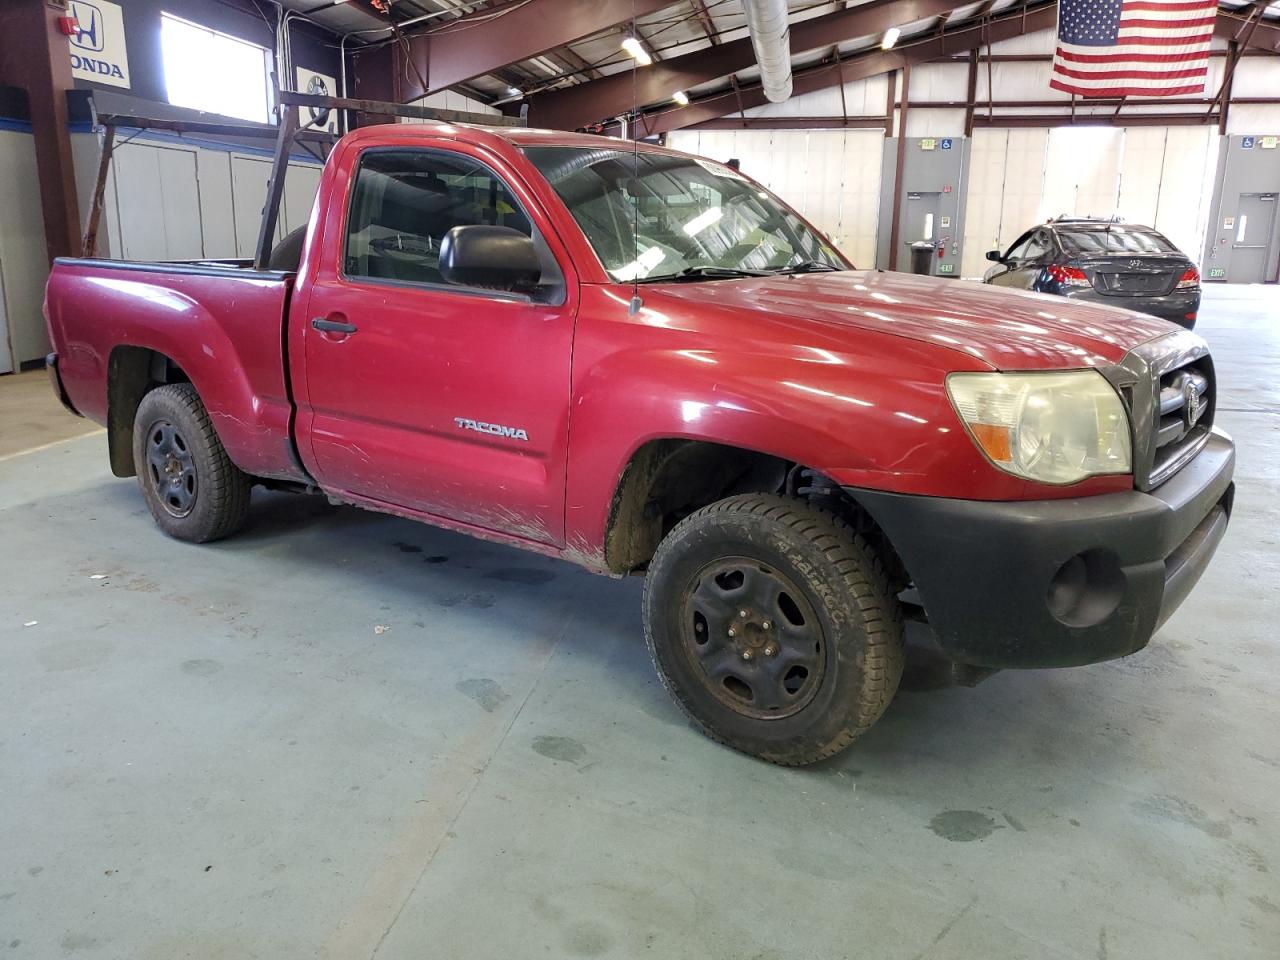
[1208,267,1226,278]
[938,263,955,274]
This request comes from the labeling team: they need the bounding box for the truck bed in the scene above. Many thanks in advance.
[45,257,306,482]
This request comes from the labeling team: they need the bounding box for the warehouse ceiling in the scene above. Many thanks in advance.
[278,0,1280,121]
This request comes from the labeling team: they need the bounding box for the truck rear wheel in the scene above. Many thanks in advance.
[643,494,904,766]
[132,383,251,543]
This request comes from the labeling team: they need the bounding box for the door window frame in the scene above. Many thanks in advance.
[338,145,566,305]
[1003,230,1036,262]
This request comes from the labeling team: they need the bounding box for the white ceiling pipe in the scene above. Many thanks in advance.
[741,0,793,103]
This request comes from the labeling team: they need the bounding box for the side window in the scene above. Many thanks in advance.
[1024,231,1052,261]
[1004,232,1034,261]
[344,149,532,286]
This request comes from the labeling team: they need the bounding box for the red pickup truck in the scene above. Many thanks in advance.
[45,118,1234,765]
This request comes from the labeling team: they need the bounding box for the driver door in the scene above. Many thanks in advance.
[989,229,1049,289]
[293,140,578,546]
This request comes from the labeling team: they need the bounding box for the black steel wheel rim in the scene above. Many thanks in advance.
[145,418,198,518]
[681,557,827,720]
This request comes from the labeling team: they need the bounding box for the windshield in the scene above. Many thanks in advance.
[1058,227,1177,256]
[523,145,846,281]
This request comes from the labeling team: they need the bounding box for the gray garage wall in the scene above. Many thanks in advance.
[876,138,970,274]
[1202,136,1280,284]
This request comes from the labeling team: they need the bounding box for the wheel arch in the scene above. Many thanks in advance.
[106,346,190,477]
[598,438,909,588]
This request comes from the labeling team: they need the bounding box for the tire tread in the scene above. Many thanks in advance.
[643,493,905,766]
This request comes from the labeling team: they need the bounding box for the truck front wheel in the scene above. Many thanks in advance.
[132,383,251,543]
[643,494,904,766]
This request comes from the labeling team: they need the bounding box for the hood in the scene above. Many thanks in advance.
[644,270,1176,370]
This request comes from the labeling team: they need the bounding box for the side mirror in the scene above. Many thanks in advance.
[985,249,1003,263]
[439,225,541,293]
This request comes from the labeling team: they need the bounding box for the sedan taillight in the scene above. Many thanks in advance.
[1046,264,1090,286]
[1177,267,1200,290]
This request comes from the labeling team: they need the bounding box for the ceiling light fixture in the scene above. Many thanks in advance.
[881,27,901,50]
[672,90,689,105]
[507,86,523,98]
[621,36,653,66]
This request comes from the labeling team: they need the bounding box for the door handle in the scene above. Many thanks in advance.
[312,317,358,334]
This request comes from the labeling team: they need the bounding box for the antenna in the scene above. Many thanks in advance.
[628,0,643,317]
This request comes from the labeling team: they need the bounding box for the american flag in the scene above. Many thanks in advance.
[1050,0,1219,98]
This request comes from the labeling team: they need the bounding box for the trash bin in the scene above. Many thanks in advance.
[907,241,936,276]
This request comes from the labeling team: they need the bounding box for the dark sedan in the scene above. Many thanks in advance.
[983,218,1201,328]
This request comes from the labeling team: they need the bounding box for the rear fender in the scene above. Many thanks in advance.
[48,263,304,482]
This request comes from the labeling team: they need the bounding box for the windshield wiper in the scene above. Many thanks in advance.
[769,260,842,275]
[636,265,771,283]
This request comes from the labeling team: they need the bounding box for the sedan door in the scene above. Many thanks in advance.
[293,142,578,546]
[989,229,1051,289]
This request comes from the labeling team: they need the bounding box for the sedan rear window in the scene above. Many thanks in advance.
[1058,227,1177,256]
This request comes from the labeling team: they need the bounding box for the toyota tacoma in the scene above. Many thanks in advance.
[44,114,1234,765]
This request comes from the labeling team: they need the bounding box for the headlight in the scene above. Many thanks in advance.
[946,370,1132,484]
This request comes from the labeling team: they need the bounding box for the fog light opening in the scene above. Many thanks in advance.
[1047,548,1125,628]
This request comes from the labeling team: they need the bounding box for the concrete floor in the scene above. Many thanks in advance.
[1,285,1277,959]
[0,369,101,459]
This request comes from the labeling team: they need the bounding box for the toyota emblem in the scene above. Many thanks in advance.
[1184,380,1202,428]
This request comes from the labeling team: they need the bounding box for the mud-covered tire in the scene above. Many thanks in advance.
[643,494,904,766]
[132,383,251,543]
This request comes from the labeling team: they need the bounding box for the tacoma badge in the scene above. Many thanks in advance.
[454,417,529,441]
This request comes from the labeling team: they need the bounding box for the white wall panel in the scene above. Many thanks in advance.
[0,129,51,367]
[1226,104,1280,136]
[669,127,883,266]
[742,75,890,120]
[110,142,203,261]
[1002,128,1050,243]
[1041,127,1123,221]
[961,129,1011,278]
[1117,127,1166,227]
[230,155,275,258]
[904,109,965,138]
[1153,127,1219,264]
[408,91,500,117]
[157,147,204,259]
[282,162,323,237]
[194,149,236,258]
[1230,58,1280,100]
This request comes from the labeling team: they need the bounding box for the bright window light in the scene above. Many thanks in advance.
[161,13,273,123]
[683,207,723,236]
[881,27,901,50]
[621,36,653,66]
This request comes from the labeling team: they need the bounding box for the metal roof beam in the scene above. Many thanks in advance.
[386,0,672,97]
[525,0,982,129]
[1215,4,1280,54]
[636,3,1059,136]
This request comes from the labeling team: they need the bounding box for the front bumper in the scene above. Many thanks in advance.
[1063,287,1201,328]
[850,429,1234,669]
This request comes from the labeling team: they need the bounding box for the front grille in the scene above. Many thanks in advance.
[1149,360,1213,486]
[1107,330,1215,492]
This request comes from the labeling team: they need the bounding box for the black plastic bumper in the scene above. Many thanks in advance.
[1064,288,1201,328]
[850,429,1234,669]
[46,352,82,417]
